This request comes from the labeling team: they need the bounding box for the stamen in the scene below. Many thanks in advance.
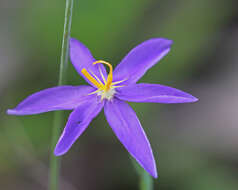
[111,78,127,86]
[111,85,125,88]
[88,89,101,95]
[99,67,107,85]
[93,60,113,91]
[81,68,102,89]
[82,60,125,100]
[90,71,104,86]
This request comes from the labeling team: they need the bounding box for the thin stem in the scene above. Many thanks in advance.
[139,170,153,190]
[130,156,153,190]
[49,1,74,190]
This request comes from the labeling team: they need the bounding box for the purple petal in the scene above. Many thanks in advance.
[113,38,172,84]
[104,98,157,178]
[54,95,103,156]
[7,85,95,115]
[113,38,172,85]
[70,38,107,86]
[116,83,198,103]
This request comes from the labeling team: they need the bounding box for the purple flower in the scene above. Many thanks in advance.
[7,38,198,178]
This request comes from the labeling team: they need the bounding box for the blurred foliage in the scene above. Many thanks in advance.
[1,0,238,189]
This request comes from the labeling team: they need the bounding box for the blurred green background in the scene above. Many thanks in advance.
[1,0,238,189]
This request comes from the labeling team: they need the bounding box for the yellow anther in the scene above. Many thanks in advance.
[81,68,103,89]
[93,60,113,91]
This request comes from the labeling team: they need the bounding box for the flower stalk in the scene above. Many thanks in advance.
[49,0,74,190]
[130,156,153,190]
[139,170,153,190]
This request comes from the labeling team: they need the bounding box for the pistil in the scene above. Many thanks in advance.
[93,60,113,91]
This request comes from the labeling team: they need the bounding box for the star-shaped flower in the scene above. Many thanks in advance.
[7,38,198,178]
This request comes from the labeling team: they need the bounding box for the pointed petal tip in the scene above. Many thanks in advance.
[180,96,198,103]
[69,38,84,50]
[146,38,173,48]
[189,96,199,103]
[7,109,17,115]
[6,108,35,115]
[70,37,76,43]
[145,163,158,178]
[143,158,158,178]
[193,97,199,102]
[53,136,70,157]
[138,158,158,178]
[54,142,69,156]
[168,39,173,45]
[54,148,65,157]
[152,170,158,178]
[162,38,173,46]
[69,38,78,47]
[133,155,158,179]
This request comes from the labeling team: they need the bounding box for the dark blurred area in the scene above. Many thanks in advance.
[1,0,238,189]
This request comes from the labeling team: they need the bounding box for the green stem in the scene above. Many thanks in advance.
[139,170,153,190]
[49,1,74,190]
[130,156,153,190]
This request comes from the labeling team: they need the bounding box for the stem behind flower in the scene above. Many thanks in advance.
[130,156,154,190]
[49,0,74,190]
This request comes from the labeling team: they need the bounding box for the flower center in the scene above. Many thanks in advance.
[81,60,125,100]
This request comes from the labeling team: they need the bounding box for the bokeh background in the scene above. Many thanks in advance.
[1,0,238,189]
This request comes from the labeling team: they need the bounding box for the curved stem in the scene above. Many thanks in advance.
[49,0,74,190]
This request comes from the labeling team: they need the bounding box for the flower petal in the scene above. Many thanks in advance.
[116,83,198,103]
[104,98,157,178]
[70,38,107,86]
[7,85,95,115]
[54,95,103,156]
[113,38,172,85]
